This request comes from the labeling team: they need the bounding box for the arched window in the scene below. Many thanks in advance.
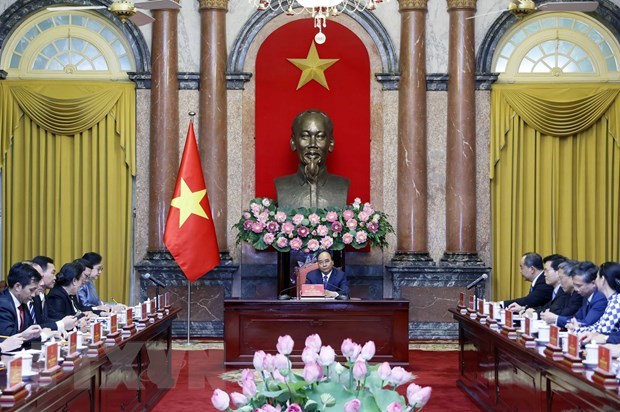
[492,13,620,82]
[1,10,135,79]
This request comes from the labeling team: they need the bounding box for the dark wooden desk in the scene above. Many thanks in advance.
[451,308,620,411]
[2,308,179,411]
[224,299,409,366]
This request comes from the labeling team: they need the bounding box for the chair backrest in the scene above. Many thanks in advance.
[296,262,319,298]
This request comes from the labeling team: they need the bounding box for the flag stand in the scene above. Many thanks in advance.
[183,281,194,346]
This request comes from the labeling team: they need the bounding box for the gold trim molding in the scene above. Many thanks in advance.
[447,0,476,10]
[399,0,428,11]
[199,0,228,10]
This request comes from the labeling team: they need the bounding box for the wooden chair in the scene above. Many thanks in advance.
[296,262,318,298]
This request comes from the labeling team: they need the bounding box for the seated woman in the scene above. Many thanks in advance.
[578,262,620,341]
[46,262,93,321]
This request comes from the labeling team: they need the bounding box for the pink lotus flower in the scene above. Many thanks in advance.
[275,211,287,223]
[211,389,230,411]
[307,239,320,251]
[318,345,336,366]
[386,401,403,412]
[316,224,329,236]
[355,231,367,244]
[253,351,266,371]
[331,221,343,233]
[389,366,413,386]
[266,221,280,233]
[344,399,361,412]
[273,369,288,383]
[297,226,310,237]
[243,212,251,219]
[257,211,269,223]
[325,211,338,222]
[363,202,374,213]
[407,385,432,408]
[302,346,319,363]
[360,341,375,361]
[292,214,304,225]
[250,202,261,213]
[262,198,271,207]
[241,368,254,383]
[290,237,303,250]
[303,362,323,384]
[242,378,256,398]
[353,359,367,380]
[243,220,253,230]
[341,338,355,359]
[358,211,370,222]
[342,233,354,244]
[346,219,358,230]
[280,221,293,235]
[285,404,303,412]
[378,362,392,381]
[263,353,275,372]
[276,237,288,248]
[320,236,334,250]
[263,233,275,244]
[230,392,248,408]
[343,209,354,220]
[276,335,294,355]
[274,353,290,371]
[367,221,379,233]
[258,405,282,412]
[308,213,320,225]
[252,222,265,233]
[305,334,322,352]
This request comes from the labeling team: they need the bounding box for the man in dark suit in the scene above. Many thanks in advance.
[305,250,349,296]
[32,256,78,332]
[560,261,607,329]
[541,260,583,325]
[526,255,568,316]
[0,262,44,344]
[505,253,553,310]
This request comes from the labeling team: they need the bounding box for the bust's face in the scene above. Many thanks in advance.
[291,112,334,168]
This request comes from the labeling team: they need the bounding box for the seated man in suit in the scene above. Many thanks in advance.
[505,252,553,311]
[32,256,78,332]
[563,261,607,330]
[540,259,584,325]
[527,255,569,316]
[0,262,45,345]
[305,250,349,298]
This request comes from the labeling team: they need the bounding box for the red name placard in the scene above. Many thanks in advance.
[599,346,611,373]
[524,317,531,335]
[488,302,495,319]
[549,325,559,347]
[141,302,148,319]
[68,331,77,355]
[568,333,579,358]
[126,307,133,326]
[468,295,475,311]
[301,284,325,297]
[46,343,58,371]
[478,299,484,314]
[92,322,102,344]
[150,299,155,314]
[110,313,118,334]
[7,357,22,388]
[459,292,464,307]
[505,310,513,328]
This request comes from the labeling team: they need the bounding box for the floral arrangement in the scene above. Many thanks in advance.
[234,198,394,253]
[211,334,432,412]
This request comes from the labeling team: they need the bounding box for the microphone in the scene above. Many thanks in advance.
[141,273,166,288]
[466,274,488,290]
[278,284,299,300]
[324,282,350,300]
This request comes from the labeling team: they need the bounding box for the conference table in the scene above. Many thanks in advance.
[0,308,179,411]
[451,308,620,411]
[224,299,410,366]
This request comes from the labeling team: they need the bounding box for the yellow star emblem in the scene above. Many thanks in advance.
[287,41,339,90]
[170,178,209,228]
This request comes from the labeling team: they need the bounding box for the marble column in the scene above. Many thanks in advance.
[199,0,228,252]
[148,7,180,251]
[394,0,432,265]
[444,0,478,260]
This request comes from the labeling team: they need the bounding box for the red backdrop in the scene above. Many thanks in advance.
[255,20,371,204]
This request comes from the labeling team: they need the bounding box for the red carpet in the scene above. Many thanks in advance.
[152,346,482,411]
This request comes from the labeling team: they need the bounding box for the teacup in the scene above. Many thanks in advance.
[538,324,550,342]
[585,342,599,364]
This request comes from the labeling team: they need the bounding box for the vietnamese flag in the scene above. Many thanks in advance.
[164,121,220,281]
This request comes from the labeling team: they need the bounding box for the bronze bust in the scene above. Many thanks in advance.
[275,110,349,209]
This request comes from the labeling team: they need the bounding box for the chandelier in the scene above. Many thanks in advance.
[250,0,384,44]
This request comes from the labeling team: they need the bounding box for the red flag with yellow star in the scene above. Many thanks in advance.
[164,121,220,281]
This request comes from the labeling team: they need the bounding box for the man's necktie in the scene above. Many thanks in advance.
[585,300,591,315]
[323,275,328,288]
[29,301,36,324]
[18,305,25,332]
[552,291,557,301]
[529,284,534,293]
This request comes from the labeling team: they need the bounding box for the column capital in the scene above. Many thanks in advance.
[398,0,428,11]
[446,0,476,11]
[199,0,228,10]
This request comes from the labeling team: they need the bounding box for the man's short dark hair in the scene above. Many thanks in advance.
[558,259,579,276]
[543,254,566,271]
[32,256,54,271]
[571,261,599,283]
[7,262,42,288]
[82,252,102,266]
[522,252,543,270]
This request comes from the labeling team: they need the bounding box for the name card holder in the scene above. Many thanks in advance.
[561,333,583,372]
[592,346,618,390]
[63,331,81,371]
[485,302,497,330]
[105,313,122,346]
[457,292,466,313]
[40,342,62,383]
[135,302,149,330]
[519,317,536,348]
[544,325,563,361]
[0,357,27,406]
[467,295,478,320]
[501,310,517,340]
[477,300,487,324]
[87,322,105,357]
[164,291,171,314]
[148,299,157,322]
[123,307,137,336]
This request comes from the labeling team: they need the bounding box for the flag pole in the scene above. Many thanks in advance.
[186,280,192,345]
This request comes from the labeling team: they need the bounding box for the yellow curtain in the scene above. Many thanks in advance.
[0,80,136,303]
[491,84,620,301]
